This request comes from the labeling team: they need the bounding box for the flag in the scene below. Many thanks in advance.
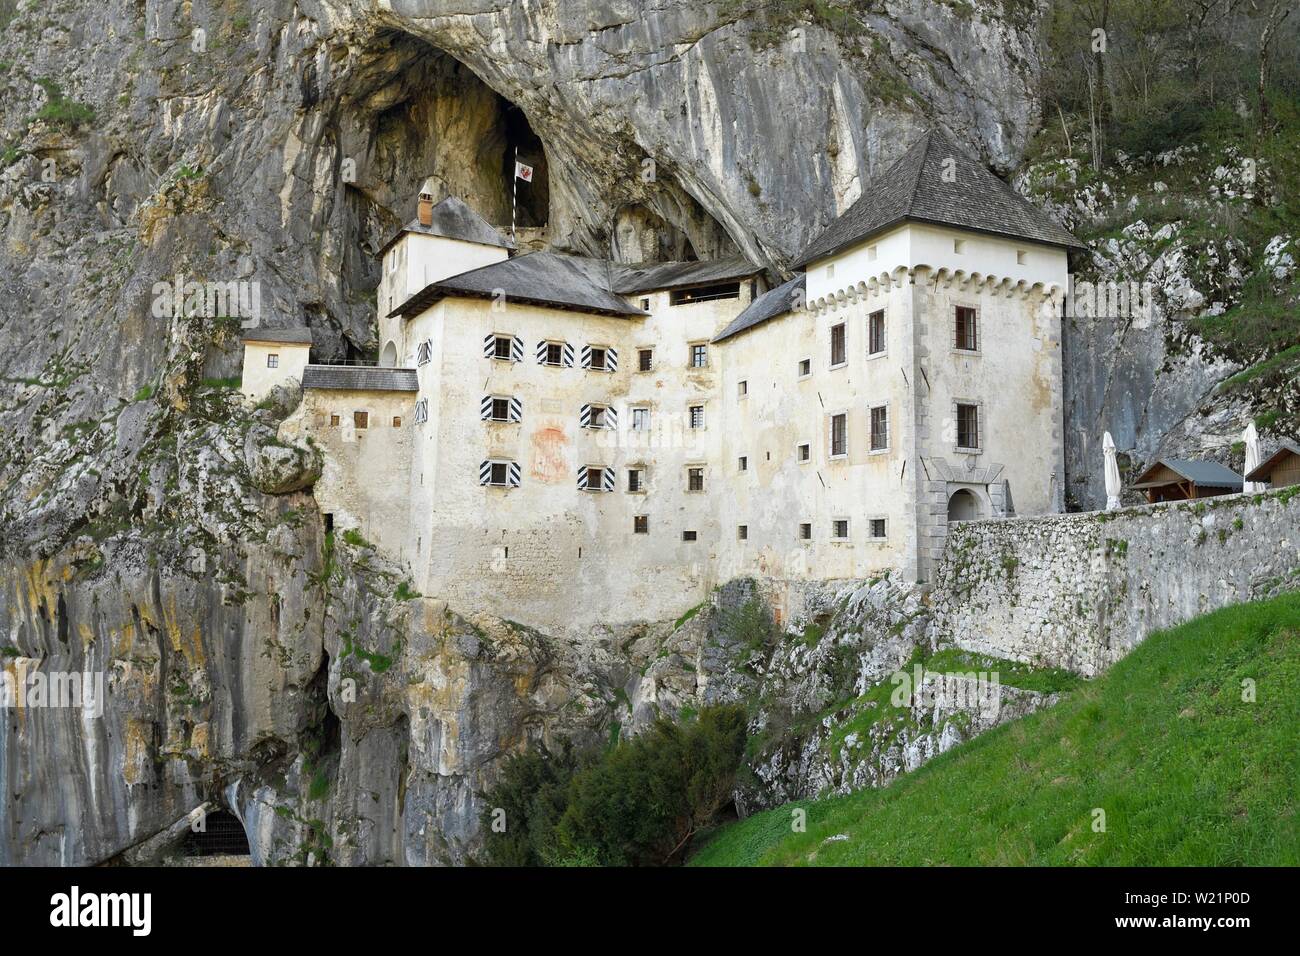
[514,162,534,183]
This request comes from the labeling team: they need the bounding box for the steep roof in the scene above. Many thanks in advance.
[301,365,419,392]
[377,196,514,257]
[713,274,806,343]
[611,257,759,294]
[1133,459,1244,490]
[794,128,1084,268]
[1245,441,1300,482]
[241,327,314,345]
[390,252,646,319]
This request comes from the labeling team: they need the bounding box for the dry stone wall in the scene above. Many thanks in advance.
[931,488,1300,677]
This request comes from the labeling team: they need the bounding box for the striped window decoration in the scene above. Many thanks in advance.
[416,340,432,365]
[413,398,429,424]
[484,333,524,362]
[577,466,616,492]
[479,459,522,487]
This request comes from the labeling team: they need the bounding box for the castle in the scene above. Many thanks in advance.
[242,130,1082,631]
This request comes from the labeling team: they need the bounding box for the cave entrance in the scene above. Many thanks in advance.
[179,810,251,858]
[500,99,548,230]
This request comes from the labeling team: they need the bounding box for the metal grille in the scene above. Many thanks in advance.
[180,810,250,857]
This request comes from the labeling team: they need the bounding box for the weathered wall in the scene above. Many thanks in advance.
[932,489,1300,677]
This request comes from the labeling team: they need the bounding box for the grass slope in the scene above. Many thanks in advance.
[691,593,1300,866]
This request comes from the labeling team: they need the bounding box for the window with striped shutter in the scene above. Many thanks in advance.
[578,466,615,492]
[413,398,429,424]
[582,345,617,372]
[482,395,523,422]
[480,460,521,487]
[580,404,616,429]
[484,334,524,362]
[417,340,432,365]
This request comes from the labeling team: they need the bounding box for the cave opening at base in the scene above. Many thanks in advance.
[178,810,252,858]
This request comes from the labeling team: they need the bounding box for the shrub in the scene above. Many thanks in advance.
[479,741,585,867]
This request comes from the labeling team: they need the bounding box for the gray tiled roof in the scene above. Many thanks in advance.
[794,128,1084,268]
[713,274,806,343]
[377,196,515,256]
[611,256,760,294]
[390,252,647,319]
[301,365,419,392]
[1245,441,1300,482]
[1140,459,1244,489]
[241,327,314,345]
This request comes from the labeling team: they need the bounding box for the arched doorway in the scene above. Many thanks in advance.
[380,340,398,367]
[947,488,983,522]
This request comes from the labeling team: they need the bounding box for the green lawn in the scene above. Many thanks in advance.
[690,592,1300,866]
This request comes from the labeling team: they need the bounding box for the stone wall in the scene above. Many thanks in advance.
[931,488,1300,676]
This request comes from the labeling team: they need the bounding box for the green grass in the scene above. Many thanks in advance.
[690,592,1300,866]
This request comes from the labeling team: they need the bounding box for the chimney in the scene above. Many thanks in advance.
[416,176,438,227]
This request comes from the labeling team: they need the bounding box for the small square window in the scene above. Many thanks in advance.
[797,442,810,462]
[392,416,402,428]
[491,398,511,421]
[493,336,513,360]
[690,344,708,368]
[687,467,705,492]
[330,414,340,427]
[489,462,509,485]
[869,518,887,539]
[632,407,650,431]
[798,358,811,378]
[266,353,279,368]
[638,348,653,372]
[354,411,368,429]
[832,519,850,540]
[799,522,812,541]
[738,456,748,472]
[738,379,748,398]
[682,530,698,542]
[589,406,607,429]
[634,515,649,534]
[738,525,748,540]
[628,469,644,492]
[689,405,705,430]
[640,297,651,312]
[545,342,564,366]
[589,347,607,371]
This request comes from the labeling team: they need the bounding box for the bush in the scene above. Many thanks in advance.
[479,705,749,866]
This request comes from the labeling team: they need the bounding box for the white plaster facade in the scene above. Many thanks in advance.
[240,338,311,403]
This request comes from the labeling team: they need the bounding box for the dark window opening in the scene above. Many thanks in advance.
[831,413,847,457]
[688,467,705,492]
[830,323,846,366]
[870,405,889,450]
[545,342,564,366]
[957,403,980,449]
[589,347,607,371]
[868,310,886,355]
[179,810,250,858]
[638,349,653,372]
[489,462,509,485]
[682,530,698,542]
[870,518,887,539]
[955,306,978,351]
[799,523,812,540]
[324,513,334,533]
[493,336,513,360]
[634,515,649,534]
[670,282,740,305]
[738,525,748,540]
[354,411,369,429]
[491,398,511,421]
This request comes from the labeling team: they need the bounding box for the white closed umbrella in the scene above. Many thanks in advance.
[1243,422,1263,492]
[1104,431,1122,510]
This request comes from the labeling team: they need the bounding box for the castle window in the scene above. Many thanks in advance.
[957,403,980,450]
[799,522,812,541]
[491,398,511,421]
[830,323,846,367]
[638,348,653,372]
[330,414,340,427]
[690,344,708,368]
[689,405,705,429]
[738,456,748,472]
[492,336,513,360]
[539,341,568,367]
[392,416,402,428]
[869,518,887,539]
[687,467,705,492]
[832,519,850,541]
[830,413,847,458]
[589,347,607,370]
[953,238,966,254]
[582,345,617,371]
[479,460,522,487]
[682,530,698,542]
[413,399,429,424]
[579,465,614,492]
[634,515,649,534]
[738,379,748,398]
[738,525,748,540]
[581,403,615,429]
[798,357,811,379]
[870,404,889,451]
[797,442,810,462]
[640,297,651,311]
[868,310,886,355]
[631,407,650,431]
[955,306,978,351]
[482,395,522,423]
[417,340,432,365]
[266,353,279,368]
[628,468,644,493]
[354,411,369,429]
[1016,249,1028,265]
